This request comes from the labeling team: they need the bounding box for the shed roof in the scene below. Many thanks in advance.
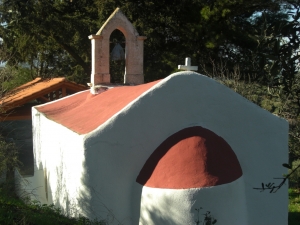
[0,77,87,120]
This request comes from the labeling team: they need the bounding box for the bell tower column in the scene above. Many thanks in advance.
[89,35,110,85]
[124,36,147,85]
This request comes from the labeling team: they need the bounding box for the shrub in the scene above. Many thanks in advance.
[0,135,20,196]
[289,160,300,189]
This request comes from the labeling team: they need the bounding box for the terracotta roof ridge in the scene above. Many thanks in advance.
[8,77,42,94]
[5,77,67,96]
[63,79,87,88]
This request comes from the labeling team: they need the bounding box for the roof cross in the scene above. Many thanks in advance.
[178,57,198,71]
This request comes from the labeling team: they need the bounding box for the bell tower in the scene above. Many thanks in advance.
[88,8,146,94]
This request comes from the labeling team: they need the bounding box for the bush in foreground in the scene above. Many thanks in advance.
[0,185,105,225]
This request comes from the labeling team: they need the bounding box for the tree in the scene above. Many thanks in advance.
[96,0,286,80]
[0,0,298,88]
[0,60,20,196]
[0,0,100,83]
[0,135,19,196]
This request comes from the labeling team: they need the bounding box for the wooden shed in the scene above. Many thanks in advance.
[0,77,87,176]
[0,77,87,121]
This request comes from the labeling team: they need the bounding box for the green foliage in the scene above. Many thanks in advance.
[248,7,300,91]
[289,126,300,162]
[0,136,19,176]
[0,0,100,82]
[198,1,299,96]
[1,0,297,86]
[0,187,106,225]
[289,188,300,225]
[0,66,33,92]
[289,160,300,188]
[0,135,20,196]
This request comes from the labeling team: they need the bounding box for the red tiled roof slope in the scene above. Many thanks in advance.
[37,80,161,134]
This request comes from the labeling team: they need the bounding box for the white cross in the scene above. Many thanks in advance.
[178,57,198,71]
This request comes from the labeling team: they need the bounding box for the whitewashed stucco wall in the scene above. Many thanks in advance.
[31,71,288,225]
[82,72,288,225]
[31,106,88,217]
[139,177,248,225]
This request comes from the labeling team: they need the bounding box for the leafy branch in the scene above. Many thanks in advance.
[195,208,217,225]
[253,163,300,193]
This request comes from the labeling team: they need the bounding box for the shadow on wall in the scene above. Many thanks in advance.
[78,175,188,225]
[78,163,139,225]
[139,190,190,225]
[51,156,78,217]
[138,179,248,225]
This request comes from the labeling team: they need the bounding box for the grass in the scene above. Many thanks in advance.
[0,184,105,225]
[289,188,300,225]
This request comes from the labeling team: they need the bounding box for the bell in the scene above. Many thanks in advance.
[111,43,125,61]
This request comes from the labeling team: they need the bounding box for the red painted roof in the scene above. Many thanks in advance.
[37,80,161,134]
[136,126,242,189]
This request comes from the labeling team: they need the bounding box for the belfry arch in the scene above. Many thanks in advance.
[110,29,125,83]
[89,8,146,86]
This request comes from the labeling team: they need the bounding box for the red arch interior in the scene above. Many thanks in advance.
[136,126,243,189]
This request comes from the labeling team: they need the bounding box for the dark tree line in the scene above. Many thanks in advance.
[0,0,298,85]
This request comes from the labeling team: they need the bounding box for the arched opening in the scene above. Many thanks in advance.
[110,29,126,84]
[136,126,242,189]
